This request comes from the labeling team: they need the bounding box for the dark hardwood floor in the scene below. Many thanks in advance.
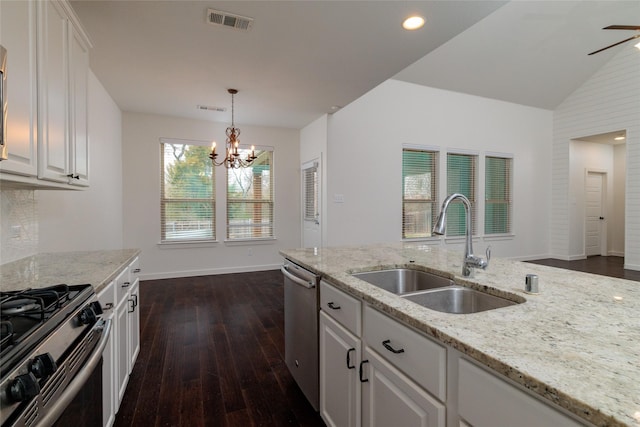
[526,255,640,282]
[114,270,325,427]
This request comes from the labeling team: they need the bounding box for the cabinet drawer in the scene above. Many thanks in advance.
[320,280,361,336]
[115,267,131,303]
[364,305,446,401]
[97,280,116,314]
[129,257,141,283]
[458,358,583,427]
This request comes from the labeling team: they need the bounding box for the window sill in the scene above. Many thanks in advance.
[483,233,515,241]
[157,240,219,249]
[402,237,441,244]
[224,237,277,246]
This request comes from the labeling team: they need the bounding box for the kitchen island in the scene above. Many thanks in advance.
[281,243,639,427]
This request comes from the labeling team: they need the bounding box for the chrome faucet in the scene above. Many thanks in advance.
[433,193,490,277]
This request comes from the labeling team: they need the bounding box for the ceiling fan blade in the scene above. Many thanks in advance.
[588,34,640,55]
[603,25,640,30]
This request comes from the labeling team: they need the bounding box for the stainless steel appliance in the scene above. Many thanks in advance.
[281,260,319,411]
[0,44,7,161]
[0,284,111,427]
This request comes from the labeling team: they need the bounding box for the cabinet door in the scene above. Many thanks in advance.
[0,0,38,176]
[68,23,89,186]
[37,0,70,183]
[97,282,116,427]
[362,347,445,427]
[115,298,130,406]
[127,280,140,370]
[319,311,361,427]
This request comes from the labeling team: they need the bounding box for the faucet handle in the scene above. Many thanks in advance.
[485,246,491,265]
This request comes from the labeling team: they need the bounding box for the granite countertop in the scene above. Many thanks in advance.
[280,243,640,427]
[0,249,141,293]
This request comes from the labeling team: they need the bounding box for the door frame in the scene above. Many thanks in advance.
[301,157,321,248]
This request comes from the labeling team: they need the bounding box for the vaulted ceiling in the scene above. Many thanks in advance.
[71,1,640,130]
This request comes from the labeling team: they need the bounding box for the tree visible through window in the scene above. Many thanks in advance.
[485,156,512,235]
[402,148,438,239]
[160,142,215,242]
[227,148,274,239]
[446,153,477,237]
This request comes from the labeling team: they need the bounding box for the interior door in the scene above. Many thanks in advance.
[302,159,321,248]
[585,172,605,256]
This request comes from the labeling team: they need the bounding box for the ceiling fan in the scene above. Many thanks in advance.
[588,25,640,55]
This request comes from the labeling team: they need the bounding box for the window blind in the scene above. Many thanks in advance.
[160,142,215,241]
[303,164,318,221]
[227,148,274,239]
[485,156,512,234]
[402,149,438,239]
[446,153,477,237]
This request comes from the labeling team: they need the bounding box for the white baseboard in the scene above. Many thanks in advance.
[607,251,624,257]
[139,263,283,281]
[624,262,640,272]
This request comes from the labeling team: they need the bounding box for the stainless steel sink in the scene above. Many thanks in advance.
[401,286,518,314]
[352,268,454,295]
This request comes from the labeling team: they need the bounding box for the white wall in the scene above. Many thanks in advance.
[552,47,640,269]
[325,79,553,260]
[122,112,300,279]
[37,71,124,252]
[300,114,328,246]
[611,144,626,256]
[567,140,614,257]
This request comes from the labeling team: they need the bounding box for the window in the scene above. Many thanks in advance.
[303,163,318,222]
[485,156,512,235]
[402,148,438,239]
[160,141,214,242]
[446,153,477,237]
[227,148,274,239]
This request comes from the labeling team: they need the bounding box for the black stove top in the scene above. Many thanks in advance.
[0,284,93,374]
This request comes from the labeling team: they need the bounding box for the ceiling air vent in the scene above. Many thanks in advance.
[207,9,254,31]
[197,105,227,112]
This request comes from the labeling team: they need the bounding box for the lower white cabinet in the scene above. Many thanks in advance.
[98,256,141,427]
[362,347,445,427]
[320,311,361,427]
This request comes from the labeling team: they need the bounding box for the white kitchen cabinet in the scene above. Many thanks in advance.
[127,279,140,369]
[457,358,583,427]
[362,347,445,427]
[0,0,38,177]
[115,271,130,406]
[97,280,116,427]
[319,280,445,427]
[319,311,361,427]
[34,0,91,186]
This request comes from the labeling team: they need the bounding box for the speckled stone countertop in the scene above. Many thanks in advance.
[0,249,141,293]
[280,243,640,427]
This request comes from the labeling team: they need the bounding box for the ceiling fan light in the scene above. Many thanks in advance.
[402,16,425,30]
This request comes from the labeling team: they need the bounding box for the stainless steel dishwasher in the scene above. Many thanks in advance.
[282,259,320,410]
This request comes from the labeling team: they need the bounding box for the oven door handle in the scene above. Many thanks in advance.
[36,318,112,427]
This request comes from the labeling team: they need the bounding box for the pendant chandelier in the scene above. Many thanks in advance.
[209,88,257,168]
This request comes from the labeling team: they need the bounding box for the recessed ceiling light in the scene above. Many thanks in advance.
[402,16,425,31]
[635,41,640,51]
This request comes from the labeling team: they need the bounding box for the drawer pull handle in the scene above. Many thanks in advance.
[346,348,355,369]
[327,302,341,310]
[102,302,114,311]
[122,282,130,288]
[382,339,405,354]
[359,360,369,382]
[133,268,141,273]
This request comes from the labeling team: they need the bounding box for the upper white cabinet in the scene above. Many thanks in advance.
[0,0,90,188]
[0,0,38,177]
[37,0,91,186]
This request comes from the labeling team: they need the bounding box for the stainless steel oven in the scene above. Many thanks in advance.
[0,285,111,427]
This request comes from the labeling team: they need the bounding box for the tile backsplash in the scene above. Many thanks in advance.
[0,189,38,264]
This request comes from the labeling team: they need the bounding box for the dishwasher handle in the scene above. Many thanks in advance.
[281,265,316,289]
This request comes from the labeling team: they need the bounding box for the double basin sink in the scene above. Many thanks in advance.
[352,268,520,314]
